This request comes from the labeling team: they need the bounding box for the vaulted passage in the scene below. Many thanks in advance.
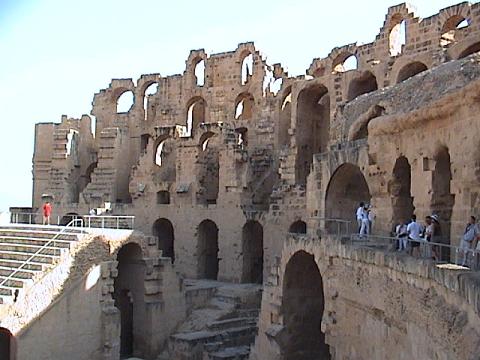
[197,220,219,280]
[396,62,428,83]
[241,220,263,284]
[325,164,371,233]
[153,218,175,262]
[281,251,330,360]
[347,71,378,101]
[113,243,146,358]
[0,327,14,360]
[390,156,414,228]
[296,84,330,185]
[431,147,455,257]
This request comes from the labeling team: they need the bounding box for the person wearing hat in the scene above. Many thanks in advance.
[459,215,479,267]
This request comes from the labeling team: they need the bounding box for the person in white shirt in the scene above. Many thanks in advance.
[407,214,423,257]
[356,202,365,233]
[396,220,408,251]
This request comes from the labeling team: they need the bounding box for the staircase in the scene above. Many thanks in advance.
[160,280,262,360]
[0,224,86,305]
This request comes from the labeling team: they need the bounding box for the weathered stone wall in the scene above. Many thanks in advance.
[251,235,480,360]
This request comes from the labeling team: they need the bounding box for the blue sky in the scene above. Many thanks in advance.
[0,0,458,211]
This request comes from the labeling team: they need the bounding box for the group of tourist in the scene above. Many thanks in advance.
[395,213,480,267]
[356,202,375,236]
[356,200,480,268]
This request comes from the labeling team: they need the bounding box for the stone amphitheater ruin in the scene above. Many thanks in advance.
[1,1,480,359]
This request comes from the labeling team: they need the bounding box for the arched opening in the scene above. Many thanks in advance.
[60,212,82,226]
[116,90,134,113]
[333,54,357,73]
[289,220,307,234]
[197,220,219,280]
[0,327,14,360]
[241,220,263,284]
[390,156,414,229]
[153,137,176,182]
[197,134,219,205]
[441,15,469,47]
[235,93,254,120]
[113,243,145,358]
[396,62,428,83]
[279,89,292,148]
[156,190,170,204]
[143,83,158,121]
[194,59,206,87]
[295,84,330,185]
[281,251,330,359]
[431,147,455,256]
[186,97,206,137]
[325,163,371,234]
[389,17,406,56]
[235,127,248,148]
[241,53,254,85]
[347,71,378,101]
[152,218,175,262]
[458,42,480,59]
[140,134,151,154]
[78,161,97,196]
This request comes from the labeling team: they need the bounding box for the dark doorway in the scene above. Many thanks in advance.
[241,220,263,284]
[152,218,175,262]
[197,220,219,280]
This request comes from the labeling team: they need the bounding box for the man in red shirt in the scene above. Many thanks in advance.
[43,201,52,225]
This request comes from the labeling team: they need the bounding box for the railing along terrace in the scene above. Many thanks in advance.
[348,233,480,270]
[10,212,135,230]
[311,217,352,237]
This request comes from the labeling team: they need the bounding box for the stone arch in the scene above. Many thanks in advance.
[279,87,292,148]
[116,90,135,113]
[389,156,414,229]
[197,133,220,205]
[240,52,254,85]
[235,92,255,120]
[389,14,406,56]
[325,163,371,233]
[440,15,469,47]
[113,242,146,358]
[396,61,428,83]
[78,161,97,196]
[197,220,219,280]
[142,82,158,121]
[0,327,15,360]
[295,83,330,185]
[152,218,175,262]
[281,250,330,359]
[347,71,378,102]
[332,53,357,73]
[153,136,176,182]
[457,42,480,59]
[431,146,455,253]
[186,97,206,136]
[241,220,264,284]
[348,104,385,141]
[193,58,206,87]
[289,220,307,234]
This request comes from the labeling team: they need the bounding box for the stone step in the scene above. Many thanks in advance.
[0,226,85,235]
[0,236,73,248]
[0,250,58,264]
[0,266,36,279]
[0,230,81,241]
[0,276,29,288]
[207,317,257,331]
[0,243,64,256]
[207,345,250,360]
[0,258,45,271]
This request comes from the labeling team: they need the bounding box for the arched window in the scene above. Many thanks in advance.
[441,15,469,47]
[333,54,358,73]
[235,93,254,120]
[186,97,206,137]
[347,71,378,101]
[241,53,254,85]
[143,83,158,121]
[389,17,406,56]
[155,140,166,167]
[194,59,205,87]
[116,90,134,113]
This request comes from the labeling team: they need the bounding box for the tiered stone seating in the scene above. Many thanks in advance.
[0,225,86,304]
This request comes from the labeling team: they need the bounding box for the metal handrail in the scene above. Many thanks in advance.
[349,233,480,269]
[0,218,85,289]
[83,215,135,229]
